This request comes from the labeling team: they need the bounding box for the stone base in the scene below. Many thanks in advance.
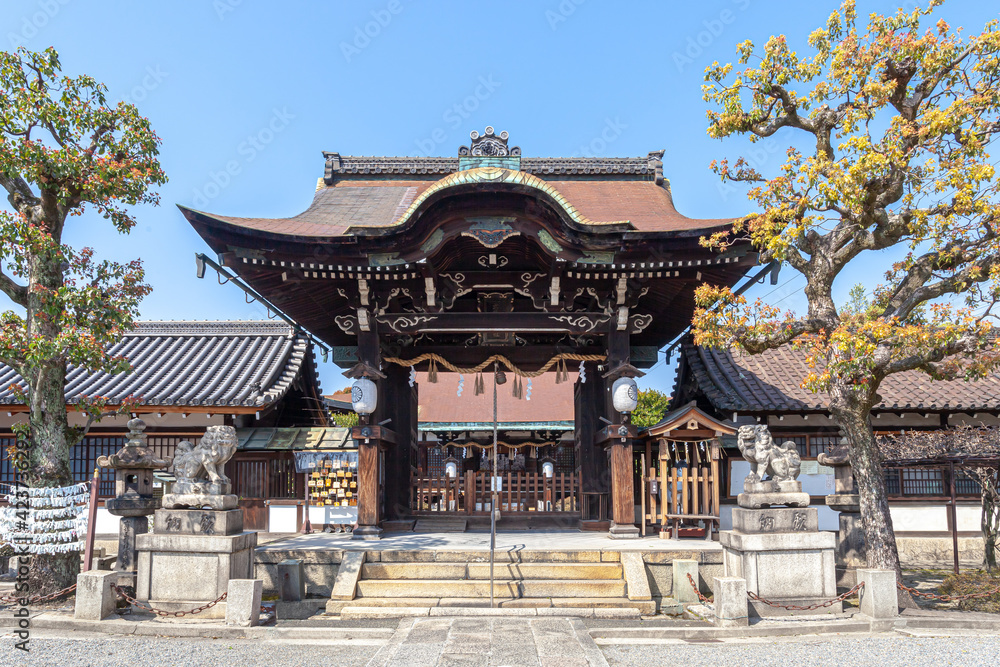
[608,523,640,540]
[105,496,160,517]
[153,508,243,536]
[732,507,818,534]
[351,525,384,541]
[737,492,810,509]
[161,493,238,510]
[825,494,860,513]
[721,526,838,618]
[135,531,256,606]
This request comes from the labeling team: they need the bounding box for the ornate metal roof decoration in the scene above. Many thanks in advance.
[460,218,520,248]
[459,126,521,157]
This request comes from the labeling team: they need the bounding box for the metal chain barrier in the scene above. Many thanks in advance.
[0,583,77,605]
[747,581,865,611]
[112,584,227,618]
[898,580,1000,602]
[687,573,714,606]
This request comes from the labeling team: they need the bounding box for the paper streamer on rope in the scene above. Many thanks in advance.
[0,483,89,554]
[408,366,416,387]
[457,374,464,397]
[526,378,532,401]
[579,360,586,384]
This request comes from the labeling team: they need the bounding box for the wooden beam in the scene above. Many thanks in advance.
[375,312,612,335]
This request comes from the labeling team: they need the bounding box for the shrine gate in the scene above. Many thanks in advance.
[182,127,754,539]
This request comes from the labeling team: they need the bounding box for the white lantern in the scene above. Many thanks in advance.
[444,458,459,478]
[351,377,378,415]
[612,376,639,414]
[541,461,554,478]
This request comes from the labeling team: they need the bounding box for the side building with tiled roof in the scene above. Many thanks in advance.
[671,339,1000,564]
[0,321,353,534]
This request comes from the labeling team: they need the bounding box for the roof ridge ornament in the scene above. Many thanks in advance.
[459,126,521,157]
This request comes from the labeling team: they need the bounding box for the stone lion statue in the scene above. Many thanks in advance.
[737,424,801,485]
[170,425,238,487]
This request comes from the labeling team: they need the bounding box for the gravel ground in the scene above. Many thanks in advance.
[0,634,382,667]
[602,634,1000,667]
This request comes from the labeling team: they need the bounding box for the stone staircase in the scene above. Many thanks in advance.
[326,550,671,618]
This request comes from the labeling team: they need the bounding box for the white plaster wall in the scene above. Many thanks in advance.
[890,504,949,532]
[958,504,982,532]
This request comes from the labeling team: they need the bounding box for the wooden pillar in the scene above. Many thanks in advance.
[377,363,416,521]
[604,326,640,539]
[608,438,639,538]
[355,438,382,540]
[575,364,608,494]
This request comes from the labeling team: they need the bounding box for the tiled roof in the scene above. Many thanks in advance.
[180,155,730,239]
[0,321,317,408]
[682,343,1000,412]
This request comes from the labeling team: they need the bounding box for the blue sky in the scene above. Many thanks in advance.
[2,0,997,396]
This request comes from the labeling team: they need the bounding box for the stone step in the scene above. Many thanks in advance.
[355,578,626,599]
[360,562,623,581]
[339,606,642,619]
[327,595,667,615]
[375,550,618,564]
[412,518,467,533]
[356,579,519,599]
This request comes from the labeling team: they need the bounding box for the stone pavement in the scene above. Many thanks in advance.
[366,616,609,667]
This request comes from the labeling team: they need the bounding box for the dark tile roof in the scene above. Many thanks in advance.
[0,321,317,408]
[681,343,1000,413]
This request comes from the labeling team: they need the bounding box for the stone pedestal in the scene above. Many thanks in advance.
[721,507,840,617]
[608,523,640,539]
[135,508,256,619]
[737,480,810,509]
[114,516,148,573]
[826,493,866,586]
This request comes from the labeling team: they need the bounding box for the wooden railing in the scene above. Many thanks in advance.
[641,440,721,539]
[411,471,580,514]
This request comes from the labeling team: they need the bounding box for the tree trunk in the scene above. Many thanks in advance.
[24,246,79,595]
[979,466,1000,573]
[829,391,915,609]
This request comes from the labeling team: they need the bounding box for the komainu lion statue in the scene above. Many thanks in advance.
[737,424,801,485]
[169,425,238,489]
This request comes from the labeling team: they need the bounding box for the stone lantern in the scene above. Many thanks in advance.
[97,418,169,574]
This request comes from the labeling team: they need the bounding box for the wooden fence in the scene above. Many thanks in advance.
[641,439,721,539]
[411,471,580,515]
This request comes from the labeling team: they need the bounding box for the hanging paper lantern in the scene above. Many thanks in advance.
[541,460,555,478]
[351,377,378,415]
[612,376,639,414]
